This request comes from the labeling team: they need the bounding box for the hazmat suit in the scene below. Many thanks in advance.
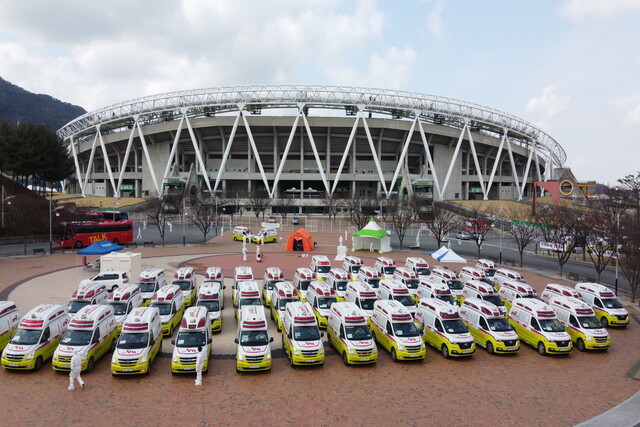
[68,349,85,390]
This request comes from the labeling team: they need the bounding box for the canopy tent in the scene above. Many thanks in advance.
[77,239,123,255]
[285,228,315,251]
[429,246,467,263]
[352,219,391,253]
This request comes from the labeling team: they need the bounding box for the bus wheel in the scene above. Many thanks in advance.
[112,238,119,245]
[75,241,82,249]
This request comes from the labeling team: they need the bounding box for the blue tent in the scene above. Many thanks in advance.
[77,239,123,255]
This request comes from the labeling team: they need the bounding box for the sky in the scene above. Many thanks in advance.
[0,0,639,186]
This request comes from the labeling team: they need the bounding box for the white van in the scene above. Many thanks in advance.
[507,298,572,355]
[492,268,526,289]
[53,304,118,372]
[0,302,20,353]
[540,283,581,304]
[262,266,285,306]
[370,300,425,362]
[344,281,378,319]
[392,267,421,302]
[377,279,416,317]
[196,281,224,333]
[171,306,212,374]
[405,257,431,278]
[108,284,144,333]
[547,296,611,351]
[415,298,475,358]
[342,255,364,280]
[137,267,167,306]
[430,267,465,303]
[327,267,351,301]
[475,259,497,277]
[461,279,507,315]
[235,305,274,372]
[293,267,315,301]
[327,302,377,365]
[459,298,519,354]
[234,281,263,320]
[172,266,197,307]
[458,266,494,287]
[68,281,109,319]
[575,282,629,327]
[1,304,69,371]
[374,256,397,279]
[150,284,186,337]
[310,255,332,281]
[305,281,337,329]
[498,280,538,311]
[233,266,254,289]
[415,278,457,307]
[111,306,163,375]
[270,281,300,332]
[356,266,382,289]
[282,301,325,366]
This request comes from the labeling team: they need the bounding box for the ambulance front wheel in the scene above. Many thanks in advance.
[34,356,43,371]
[441,345,450,359]
[486,341,494,354]
[391,348,398,362]
[537,342,546,355]
[342,351,349,366]
[600,316,608,327]
[86,357,94,372]
[576,339,586,352]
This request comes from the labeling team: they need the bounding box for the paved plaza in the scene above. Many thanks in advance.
[1,230,639,426]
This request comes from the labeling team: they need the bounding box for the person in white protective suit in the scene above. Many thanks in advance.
[68,349,85,390]
[195,346,205,386]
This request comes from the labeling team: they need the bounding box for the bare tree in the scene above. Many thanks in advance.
[505,208,541,267]
[618,213,640,302]
[464,207,495,259]
[191,196,217,243]
[425,202,459,248]
[324,193,342,225]
[343,195,377,230]
[143,198,169,246]
[537,206,578,277]
[272,197,295,220]
[388,195,418,250]
[247,191,271,220]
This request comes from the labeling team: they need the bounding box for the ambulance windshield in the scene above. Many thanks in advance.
[446,280,464,290]
[61,330,92,346]
[138,282,157,293]
[415,268,430,276]
[483,295,504,307]
[317,266,331,274]
[405,280,420,289]
[359,298,376,311]
[278,297,299,311]
[240,330,269,346]
[539,319,565,333]
[601,298,623,309]
[345,325,371,340]
[239,298,262,307]
[110,303,128,316]
[173,280,192,291]
[442,319,468,334]
[437,295,456,306]
[298,281,310,291]
[392,322,419,337]
[367,279,380,288]
[383,266,396,275]
[317,297,336,309]
[293,325,321,341]
[393,295,414,307]
[10,328,41,345]
[175,331,207,348]
[334,281,348,291]
[67,300,89,314]
[350,265,361,274]
[485,269,496,276]
[118,333,149,349]
[197,300,220,312]
[579,316,602,329]
[481,278,494,286]
[487,317,512,332]
[150,303,172,316]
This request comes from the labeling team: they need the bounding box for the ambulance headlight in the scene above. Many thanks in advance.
[398,345,406,352]
[139,356,147,364]
[172,355,179,363]
[349,348,356,355]
[318,347,324,355]
[24,352,34,361]
[585,335,594,342]
[111,355,117,365]
[237,353,243,361]
[372,346,378,353]
[265,353,271,361]
[294,349,301,356]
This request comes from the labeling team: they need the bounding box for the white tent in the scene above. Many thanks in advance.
[352,219,392,253]
[429,246,467,263]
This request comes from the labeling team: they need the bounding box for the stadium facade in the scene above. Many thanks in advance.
[57,85,567,212]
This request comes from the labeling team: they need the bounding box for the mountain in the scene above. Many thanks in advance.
[0,77,86,131]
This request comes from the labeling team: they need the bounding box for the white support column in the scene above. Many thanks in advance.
[485,130,507,199]
[389,116,418,193]
[505,138,521,196]
[301,109,330,194]
[439,122,467,200]
[213,110,242,193]
[116,123,139,197]
[185,115,213,194]
[98,132,118,196]
[466,126,486,198]
[241,111,271,196]
[68,136,85,197]
[136,121,161,196]
[331,114,360,195]
[518,143,535,201]
[162,113,185,183]
[417,121,441,200]
[271,113,301,198]
[361,114,388,196]
[82,132,100,195]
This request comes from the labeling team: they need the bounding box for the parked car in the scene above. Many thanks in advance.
[267,216,278,223]
[455,231,471,240]
[291,216,300,225]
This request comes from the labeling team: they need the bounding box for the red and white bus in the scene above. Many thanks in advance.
[56,220,134,248]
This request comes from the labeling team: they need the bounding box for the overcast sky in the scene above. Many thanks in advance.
[0,0,638,185]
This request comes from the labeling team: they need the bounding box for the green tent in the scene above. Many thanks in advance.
[353,219,391,253]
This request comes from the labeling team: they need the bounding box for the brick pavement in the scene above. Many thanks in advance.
[1,229,639,426]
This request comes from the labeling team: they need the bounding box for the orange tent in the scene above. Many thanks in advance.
[285,228,315,251]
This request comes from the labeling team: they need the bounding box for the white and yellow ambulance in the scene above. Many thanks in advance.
[293,267,315,301]
[262,266,285,306]
[306,281,337,329]
[548,296,611,351]
[108,284,144,334]
[150,284,186,337]
[461,279,507,315]
[282,301,325,366]
[415,298,475,359]
[172,266,197,307]
[370,300,425,362]
[327,302,377,365]
[575,282,629,327]
[111,306,162,375]
[507,298,572,355]
[235,305,273,372]
[171,306,212,374]
[196,281,224,333]
[137,267,167,306]
[459,298,519,354]
[344,281,378,320]
[270,281,300,332]
[0,302,20,353]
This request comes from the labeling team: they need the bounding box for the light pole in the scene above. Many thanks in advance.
[182,196,186,246]
[615,213,620,295]
[49,197,62,254]
[497,206,504,264]
[2,185,15,235]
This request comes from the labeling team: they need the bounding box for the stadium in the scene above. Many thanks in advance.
[57,85,568,213]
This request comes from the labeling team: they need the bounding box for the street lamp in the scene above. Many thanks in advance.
[2,185,16,235]
[49,197,63,254]
[615,213,620,295]
[182,196,186,246]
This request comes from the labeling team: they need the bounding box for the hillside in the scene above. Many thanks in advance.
[0,77,86,130]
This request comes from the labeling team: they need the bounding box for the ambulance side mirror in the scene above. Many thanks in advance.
[269,337,274,343]
[320,333,324,338]
[223,286,226,289]
[208,338,212,344]
[171,340,175,345]
[234,338,239,344]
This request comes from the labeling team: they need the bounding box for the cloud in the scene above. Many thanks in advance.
[525,86,570,118]
[426,1,446,37]
[557,0,640,22]
[624,104,640,126]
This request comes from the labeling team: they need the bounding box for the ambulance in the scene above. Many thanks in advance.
[342,255,364,280]
[415,298,476,358]
[458,266,494,287]
[404,257,431,279]
[232,226,251,241]
[262,266,285,306]
[111,306,163,375]
[430,267,465,303]
[251,228,278,244]
[150,284,186,337]
[475,259,497,277]
[310,255,332,281]
[370,300,425,362]
[461,280,507,315]
[137,267,167,306]
[67,281,109,319]
[459,298,519,354]
[507,298,572,355]
[392,267,421,302]
[377,279,416,317]
[293,267,315,301]
[415,278,457,307]
[575,282,629,327]
[270,281,300,332]
[1,304,68,371]
[282,301,325,366]
[172,266,197,307]
[344,281,378,319]
[356,266,382,289]
[305,281,337,329]
[498,280,539,311]
[374,256,397,279]
[547,296,611,351]
[492,268,526,289]
[233,266,254,290]
[540,283,581,304]
[327,302,378,365]
[202,266,224,306]
[52,304,118,372]
[235,305,274,372]
[234,281,263,320]
[0,302,20,352]
[327,267,351,301]
[196,281,224,332]
[171,306,212,374]
[108,284,144,333]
